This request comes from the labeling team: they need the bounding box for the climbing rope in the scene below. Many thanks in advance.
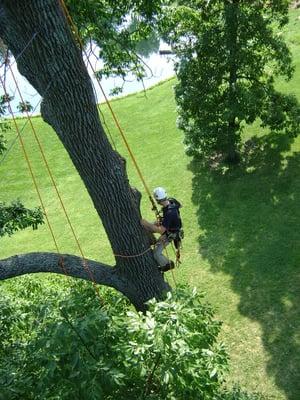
[58,0,184,276]
[0,32,39,82]
[114,247,152,259]
[1,64,104,304]
[83,52,118,151]
[1,41,110,368]
[99,106,117,151]
[1,70,107,362]
[2,3,180,290]
[0,73,63,268]
[164,244,177,287]
[171,241,182,268]
[0,77,54,167]
[58,0,160,218]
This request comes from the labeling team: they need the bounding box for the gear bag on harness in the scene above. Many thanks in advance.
[163,197,184,250]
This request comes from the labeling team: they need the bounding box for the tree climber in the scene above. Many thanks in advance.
[142,187,183,272]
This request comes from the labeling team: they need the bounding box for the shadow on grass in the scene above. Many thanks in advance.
[189,133,300,400]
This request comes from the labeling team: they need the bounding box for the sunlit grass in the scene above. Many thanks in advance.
[1,8,300,400]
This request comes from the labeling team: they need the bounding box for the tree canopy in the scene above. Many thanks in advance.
[160,0,300,163]
[65,0,162,93]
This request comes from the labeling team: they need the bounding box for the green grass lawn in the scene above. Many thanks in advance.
[1,9,300,400]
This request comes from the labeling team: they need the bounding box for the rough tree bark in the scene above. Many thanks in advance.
[0,0,169,309]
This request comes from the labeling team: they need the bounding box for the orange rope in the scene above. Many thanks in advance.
[99,106,117,151]
[4,65,103,304]
[58,0,159,216]
[171,241,181,268]
[114,247,151,259]
[4,2,174,294]
[163,242,177,287]
[1,71,105,362]
[170,268,177,287]
[83,52,118,151]
[0,73,69,276]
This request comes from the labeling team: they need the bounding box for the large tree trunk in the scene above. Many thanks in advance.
[0,0,169,309]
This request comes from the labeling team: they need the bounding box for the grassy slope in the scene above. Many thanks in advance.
[1,9,300,400]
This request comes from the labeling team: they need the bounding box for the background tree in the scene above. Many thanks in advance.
[161,0,300,163]
[0,0,169,310]
[65,0,162,94]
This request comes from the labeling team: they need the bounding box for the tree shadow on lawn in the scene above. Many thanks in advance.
[189,133,300,400]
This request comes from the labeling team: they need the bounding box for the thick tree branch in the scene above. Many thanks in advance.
[0,252,136,299]
[0,0,169,308]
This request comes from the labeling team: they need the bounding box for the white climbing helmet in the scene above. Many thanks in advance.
[153,187,167,201]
